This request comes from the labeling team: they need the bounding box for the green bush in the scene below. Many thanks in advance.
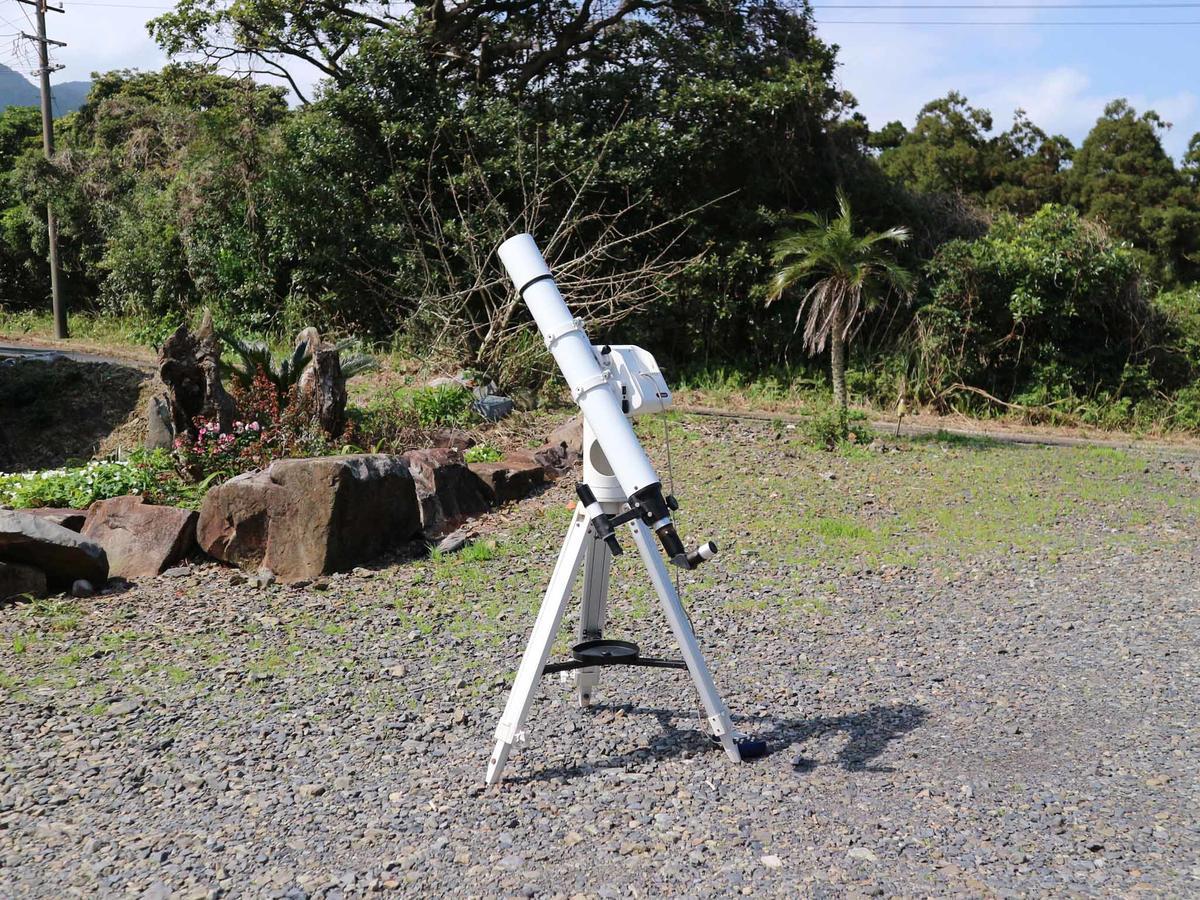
[0,450,203,509]
[409,385,476,428]
[806,406,873,450]
[463,443,503,463]
[916,205,1154,408]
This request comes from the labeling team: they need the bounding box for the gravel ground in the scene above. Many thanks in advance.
[1,417,1198,898]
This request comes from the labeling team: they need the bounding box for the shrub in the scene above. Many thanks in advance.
[178,372,354,481]
[806,406,873,450]
[464,443,503,463]
[916,205,1154,408]
[409,385,476,428]
[0,450,201,509]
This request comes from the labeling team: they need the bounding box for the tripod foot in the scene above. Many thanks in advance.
[710,732,767,760]
[486,740,513,785]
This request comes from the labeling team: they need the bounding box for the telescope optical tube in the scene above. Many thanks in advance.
[498,233,692,565]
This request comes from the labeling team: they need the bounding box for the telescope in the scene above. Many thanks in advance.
[485,234,762,786]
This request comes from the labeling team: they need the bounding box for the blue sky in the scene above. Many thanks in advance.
[814,3,1199,159]
[3,0,1196,159]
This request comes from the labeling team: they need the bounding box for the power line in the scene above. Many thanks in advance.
[814,16,1200,21]
[811,2,1200,7]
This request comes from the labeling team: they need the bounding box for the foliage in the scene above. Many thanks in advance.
[408,385,477,428]
[766,189,914,408]
[221,333,311,402]
[1067,100,1200,284]
[0,450,202,509]
[463,443,503,464]
[177,372,355,481]
[805,405,873,450]
[874,93,1072,216]
[913,205,1163,412]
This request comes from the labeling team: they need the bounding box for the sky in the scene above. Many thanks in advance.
[0,0,1196,159]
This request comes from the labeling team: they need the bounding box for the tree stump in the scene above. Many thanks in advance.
[157,309,235,442]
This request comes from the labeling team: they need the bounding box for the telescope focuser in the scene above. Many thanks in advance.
[577,482,718,570]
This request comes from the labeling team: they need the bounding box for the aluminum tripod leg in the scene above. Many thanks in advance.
[575,533,613,707]
[486,505,590,786]
[628,520,743,763]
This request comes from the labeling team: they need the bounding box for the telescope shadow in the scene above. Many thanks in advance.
[508,701,927,784]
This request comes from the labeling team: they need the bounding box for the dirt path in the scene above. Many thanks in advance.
[678,403,1200,456]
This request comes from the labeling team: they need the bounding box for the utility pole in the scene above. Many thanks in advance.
[19,0,67,339]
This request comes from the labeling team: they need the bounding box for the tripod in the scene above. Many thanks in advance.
[485,425,744,785]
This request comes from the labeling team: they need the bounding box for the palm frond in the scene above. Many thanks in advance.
[338,352,379,379]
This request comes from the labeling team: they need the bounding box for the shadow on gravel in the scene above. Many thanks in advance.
[509,702,927,784]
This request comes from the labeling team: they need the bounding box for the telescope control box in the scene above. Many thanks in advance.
[597,344,672,417]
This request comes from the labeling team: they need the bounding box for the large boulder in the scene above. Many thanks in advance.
[21,508,87,532]
[546,415,584,457]
[401,448,492,537]
[0,561,47,600]
[82,496,198,579]
[0,510,108,586]
[198,454,422,581]
[468,453,546,505]
[533,414,584,478]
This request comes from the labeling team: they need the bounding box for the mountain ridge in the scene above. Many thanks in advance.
[0,63,90,117]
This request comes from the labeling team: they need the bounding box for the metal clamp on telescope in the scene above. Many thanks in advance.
[576,482,719,569]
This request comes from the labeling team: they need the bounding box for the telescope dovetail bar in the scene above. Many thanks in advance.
[485,233,763,786]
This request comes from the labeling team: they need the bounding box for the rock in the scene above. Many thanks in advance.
[249,570,275,590]
[471,395,514,422]
[19,508,87,532]
[70,579,95,598]
[197,455,422,582]
[401,448,491,536]
[847,847,878,863]
[429,429,477,451]
[435,528,474,555]
[532,442,577,478]
[0,561,46,600]
[468,453,546,505]
[0,510,108,586]
[545,415,584,457]
[145,394,175,451]
[82,496,198,579]
[761,854,783,869]
[157,310,236,442]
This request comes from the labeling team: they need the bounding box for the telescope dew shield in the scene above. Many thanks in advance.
[498,234,660,499]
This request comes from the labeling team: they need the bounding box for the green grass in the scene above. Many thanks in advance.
[0,309,167,349]
[1,413,1196,725]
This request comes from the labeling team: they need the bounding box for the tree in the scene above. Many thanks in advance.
[986,110,1072,215]
[1182,132,1200,188]
[1067,99,1200,283]
[766,189,914,409]
[877,92,994,197]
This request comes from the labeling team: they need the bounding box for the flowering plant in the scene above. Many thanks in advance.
[0,450,193,509]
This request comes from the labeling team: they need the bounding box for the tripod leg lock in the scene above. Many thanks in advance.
[576,483,622,555]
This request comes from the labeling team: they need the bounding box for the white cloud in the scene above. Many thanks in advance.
[819,19,1198,160]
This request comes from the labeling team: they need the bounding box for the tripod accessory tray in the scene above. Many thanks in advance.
[542,639,688,675]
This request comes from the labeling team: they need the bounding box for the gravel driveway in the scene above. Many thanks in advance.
[2,418,1197,897]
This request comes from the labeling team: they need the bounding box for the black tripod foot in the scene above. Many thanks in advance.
[710,732,767,759]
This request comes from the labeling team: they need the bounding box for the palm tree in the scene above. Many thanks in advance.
[767,189,915,409]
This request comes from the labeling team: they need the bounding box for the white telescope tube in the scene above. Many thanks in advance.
[497,234,661,499]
